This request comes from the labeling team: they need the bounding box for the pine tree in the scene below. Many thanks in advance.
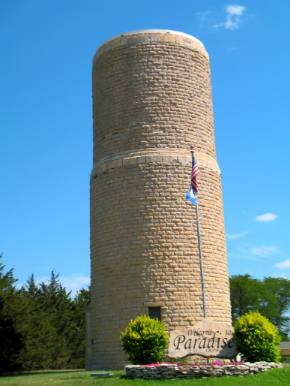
[0,255,23,373]
[67,288,90,368]
[17,272,72,369]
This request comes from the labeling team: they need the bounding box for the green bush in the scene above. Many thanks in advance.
[120,315,169,364]
[234,311,281,362]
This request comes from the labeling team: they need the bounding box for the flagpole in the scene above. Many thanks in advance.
[195,202,207,318]
[191,150,207,319]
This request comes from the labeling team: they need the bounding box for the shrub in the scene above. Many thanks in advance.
[120,315,169,364]
[234,311,281,362]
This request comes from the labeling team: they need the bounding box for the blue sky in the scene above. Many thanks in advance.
[1,0,289,293]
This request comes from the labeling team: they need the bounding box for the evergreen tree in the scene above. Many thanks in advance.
[0,255,90,371]
[0,255,23,373]
[16,272,90,369]
[67,288,90,368]
[17,272,72,369]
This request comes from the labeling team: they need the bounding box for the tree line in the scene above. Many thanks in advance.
[230,274,290,339]
[0,255,290,373]
[0,255,89,373]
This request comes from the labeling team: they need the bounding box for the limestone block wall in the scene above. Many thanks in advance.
[88,30,231,370]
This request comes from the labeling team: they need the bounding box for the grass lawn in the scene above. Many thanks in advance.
[0,366,289,386]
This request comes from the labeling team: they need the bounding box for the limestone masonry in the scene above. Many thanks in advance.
[87,29,232,370]
[125,362,282,379]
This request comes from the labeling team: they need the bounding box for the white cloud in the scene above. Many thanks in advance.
[227,231,248,240]
[226,4,245,16]
[255,213,278,222]
[275,259,290,269]
[60,275,90,293]
[214,4,246,31]
[251,246,279,257]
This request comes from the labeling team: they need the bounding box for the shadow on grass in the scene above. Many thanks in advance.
[1,369,86,378]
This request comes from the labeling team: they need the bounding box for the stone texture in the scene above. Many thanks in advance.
[87,29,232,370]
[125,362,283,379]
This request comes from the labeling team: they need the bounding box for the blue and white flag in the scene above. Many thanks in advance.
[185,153,200,206]
[185,187,198,205]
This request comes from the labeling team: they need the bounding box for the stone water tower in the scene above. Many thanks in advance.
[87,30,231,369]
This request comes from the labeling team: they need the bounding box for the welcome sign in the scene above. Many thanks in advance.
[168,320,236,358]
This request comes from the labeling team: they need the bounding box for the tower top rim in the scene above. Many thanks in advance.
[94,29,208,61]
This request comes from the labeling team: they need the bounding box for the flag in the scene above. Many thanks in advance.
[190,153,200,193]
[185,153,200,205]
[185,187,198,205]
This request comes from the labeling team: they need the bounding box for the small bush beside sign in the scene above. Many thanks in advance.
[120,315,169,365]
[234,311,281,362]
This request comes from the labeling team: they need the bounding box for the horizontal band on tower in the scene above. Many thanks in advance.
[91,148,220,177]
